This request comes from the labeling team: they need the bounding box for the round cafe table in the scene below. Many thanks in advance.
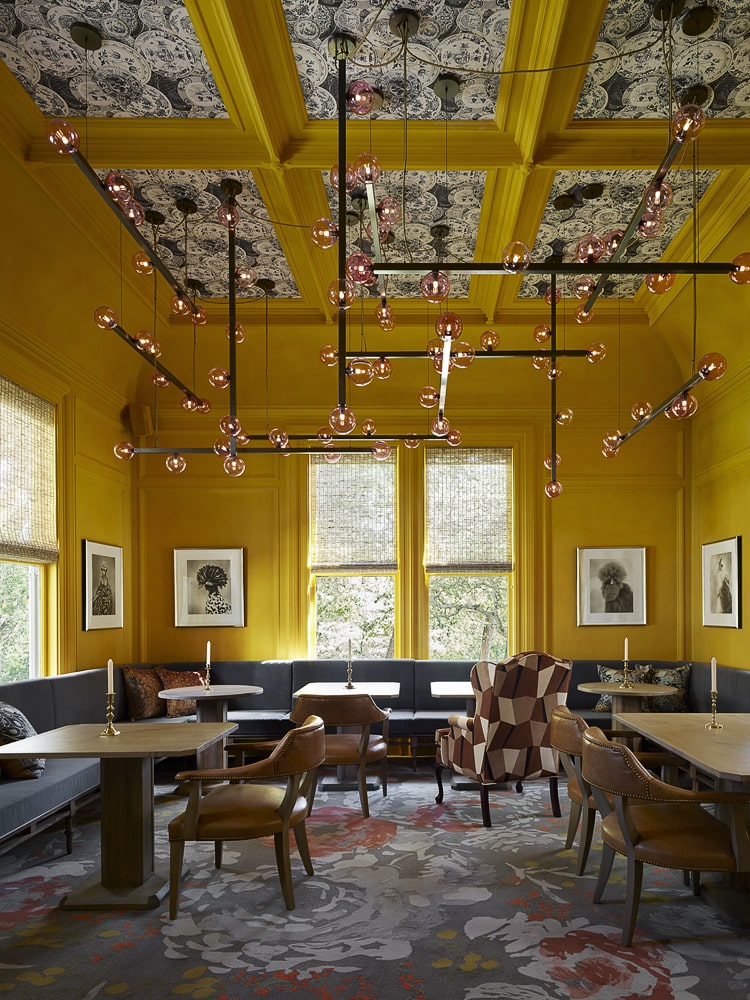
[577,681,678,718]
[158,684,262,769]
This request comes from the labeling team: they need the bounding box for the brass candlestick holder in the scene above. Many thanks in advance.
[619,658,633,689]
[705,690,723,730]
[100,693,120,737]
[204,661,212,691]
[345,657,354,689]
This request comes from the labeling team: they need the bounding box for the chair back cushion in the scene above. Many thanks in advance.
[440,651,572,783]
[290,692,388,727]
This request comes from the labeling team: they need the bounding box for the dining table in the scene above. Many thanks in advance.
[430,680,475,715]
[158,683,262,768]
[577,680,678,717]
[614,710,750,926]
[0,721,235,910]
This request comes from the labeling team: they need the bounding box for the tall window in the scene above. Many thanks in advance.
[310,453,396,657]
[0,376,57,680]
[425,448,512,660]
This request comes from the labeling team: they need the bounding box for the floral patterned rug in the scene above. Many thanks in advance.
[0,764,748,1000]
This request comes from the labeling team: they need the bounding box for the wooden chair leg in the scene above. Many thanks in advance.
[565,800,582,849]
[214,840,223,869]
[548,775,561,817]
[65,814,73,855]
[480,785,492,827]
[169,840,185,920]
[381,754,388,797]
[515,779,524,795]
[274,829,296,910]
[691,870,701,895]
[292,820,314,876]
[576,806,596,877]
[622,856,644,946]
[358,762,370,818]
[593,843,616,903]
[434,761,446,804]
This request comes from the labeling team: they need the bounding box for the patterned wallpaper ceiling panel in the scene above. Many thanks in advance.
[327,168,485,298]
[0,0,227,118]
[281,0,509,121]
[120,169,299,299]
[519,166,718,300]
[576,0,750,120]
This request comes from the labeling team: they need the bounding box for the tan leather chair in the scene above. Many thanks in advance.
[289,692,390,819]
[167,715,324,917]
[435,652,572,827]
[582,725,750,945]
[550,705,684,876]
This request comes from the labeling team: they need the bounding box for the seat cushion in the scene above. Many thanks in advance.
[594,664,652,711]
[0,702,45,780]
[122,667,165,721]
[154,666,207,717]
[168,783,307,841]
[647,664,691,712]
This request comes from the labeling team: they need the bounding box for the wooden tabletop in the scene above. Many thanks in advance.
[578,682,678,697]
[0,722,237,758]
[157,684,262,700]
[614,712,750,783]
[431,681,473,697]
[293,682,400,698]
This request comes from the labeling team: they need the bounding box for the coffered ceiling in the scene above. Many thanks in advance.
[3,0,750,327]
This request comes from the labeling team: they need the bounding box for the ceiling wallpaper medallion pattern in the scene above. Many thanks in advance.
[577,0,750,120]
[281,0,510,122]
[119,169,299,299]
[519,166,718,300]
[0,0,228,118]
[325,168,486,299]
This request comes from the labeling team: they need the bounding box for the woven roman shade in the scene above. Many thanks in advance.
[309,453,396,572]
[0,376,58,563]
[425,448,512,572]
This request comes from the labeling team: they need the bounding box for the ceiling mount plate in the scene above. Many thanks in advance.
[176,198,198,216]
[220,178,242,197]
[327,33,357,59]
[144,209,165,227]
[70,21,102,51]
[553,193,576,211]
[390,9,420,41]
[432,73,461,101]
[581,182,605,200]
[682,83,712,106]
[430,223,450,240]
[256,278,275,293]
[682,4,716,36]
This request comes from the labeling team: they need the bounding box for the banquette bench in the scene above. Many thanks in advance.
[2,658,749,853]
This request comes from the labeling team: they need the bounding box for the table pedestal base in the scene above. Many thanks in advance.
[320,774,380,792]
[701,875,750,929]
[61,871,169,911]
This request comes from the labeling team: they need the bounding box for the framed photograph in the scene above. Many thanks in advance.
[83,540,123,630]
[174,548,245,627]
[577,546,646,626]
[702,537,741,628]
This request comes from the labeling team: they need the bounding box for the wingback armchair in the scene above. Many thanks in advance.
[435,652,572,827]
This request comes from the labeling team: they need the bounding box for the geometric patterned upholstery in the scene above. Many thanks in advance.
[435,651,572,826]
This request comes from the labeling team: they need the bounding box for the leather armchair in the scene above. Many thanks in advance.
[167,715,325,917]
[582,725,750,945]
[550,705,684,875]
[435,651,572,827]
[289,692,390,819]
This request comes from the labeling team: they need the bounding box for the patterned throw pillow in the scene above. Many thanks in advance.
[154,666,207,718]
[647,664,691,712]
[0,702,46,779]
[122,667,165,721]
[594,664,653,712]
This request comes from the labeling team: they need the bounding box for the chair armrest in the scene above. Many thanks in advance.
[446,714,473,732]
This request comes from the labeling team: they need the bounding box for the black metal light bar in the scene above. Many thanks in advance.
[617,371,705,447]
[110,323,201,405]
[373,260,736,276]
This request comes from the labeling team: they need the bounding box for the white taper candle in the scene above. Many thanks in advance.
[711,656,717,692]
[206,640,211,666]
[107,658,114,695]
[624,637,629,661]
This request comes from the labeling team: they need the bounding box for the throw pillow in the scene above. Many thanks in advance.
[647,663,691,712]
[594,664,653,712]
[154,666,207,718]
[0,702,46,779]
[122,667,165,721]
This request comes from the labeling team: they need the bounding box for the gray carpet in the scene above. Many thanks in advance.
[0,764,747,999]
